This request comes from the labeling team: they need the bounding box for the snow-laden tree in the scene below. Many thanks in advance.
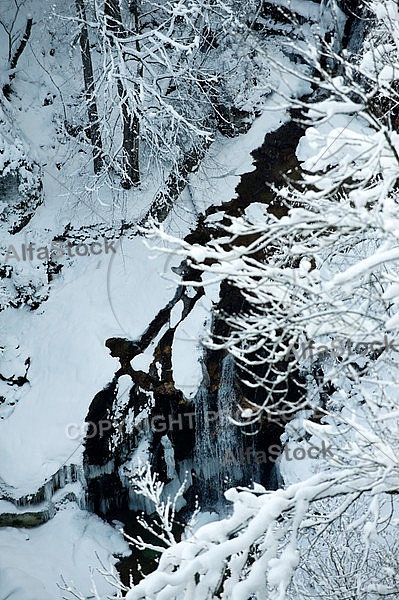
[72,0,271,199]
[289,494,399,599]
[123,1,399,597]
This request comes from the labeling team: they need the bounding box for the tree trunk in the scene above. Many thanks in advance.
[105,0,140,188]
[104,0,123,34]
[75,0,104,175]
[2,18,33,99]
[117,79,140,188]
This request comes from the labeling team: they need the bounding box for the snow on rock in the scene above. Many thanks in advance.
[0,236,182,496]
[188,63,311,215]
[172,296,210,398]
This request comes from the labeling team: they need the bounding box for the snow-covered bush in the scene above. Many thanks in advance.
[0,128,42,234]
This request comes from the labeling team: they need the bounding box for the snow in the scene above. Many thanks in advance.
[187,56,311,215]
[0,0,354,597]
[268,547,299,590]
[326,248,399,288]
[106,237,183,340]
[0,234,189,497]
[0,0,312,498]
[172,295,210,398]
[0,503,129,600]
[269,0,321,21]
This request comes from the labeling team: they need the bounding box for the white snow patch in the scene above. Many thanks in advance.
[0,503,129,600]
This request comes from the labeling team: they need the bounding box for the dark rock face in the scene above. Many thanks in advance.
[105,338,141,375]
[82,112,310,522]
[83,379,135,516]
[85,472,129,517]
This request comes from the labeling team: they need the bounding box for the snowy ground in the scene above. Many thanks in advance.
[0,503,130,600]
